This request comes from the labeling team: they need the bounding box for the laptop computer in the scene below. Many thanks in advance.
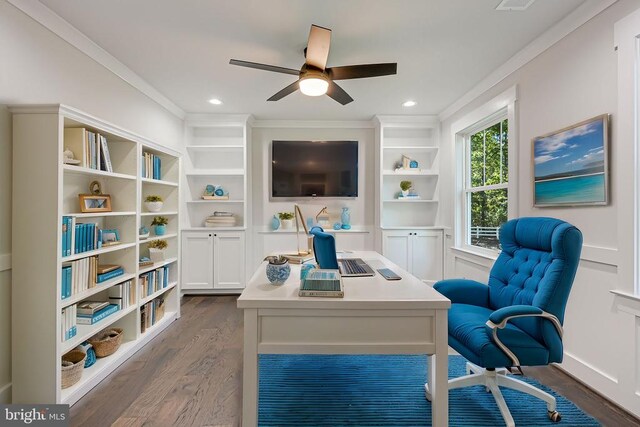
[338,258,376,277]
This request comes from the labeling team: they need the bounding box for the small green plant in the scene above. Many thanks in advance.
[400,181,412,191]
[151,216,168,226]
[278,212,294,220]
[145,195,163,203]
[147,239,168,250]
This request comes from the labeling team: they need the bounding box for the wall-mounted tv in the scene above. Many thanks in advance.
[271,140,358,198]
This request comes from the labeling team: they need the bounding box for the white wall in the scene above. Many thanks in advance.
[439,0,640,417]
[250,126,375,266]
[0,0,184,403]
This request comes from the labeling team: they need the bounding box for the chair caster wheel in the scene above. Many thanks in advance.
[548,410,561,422]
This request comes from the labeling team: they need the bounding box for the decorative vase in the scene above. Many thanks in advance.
[154,225,166,236]
[333,222,342,230]
[341,207,351,230]
[145,201,163,212]
[271,215,280,230]
[281,219,293,229]
[148,248,164,262]
[401,190,409,197]
[264,256,291,285]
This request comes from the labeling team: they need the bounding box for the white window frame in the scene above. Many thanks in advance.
[452,86,518,259]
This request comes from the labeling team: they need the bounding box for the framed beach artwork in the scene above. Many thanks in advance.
[533,114,609,207]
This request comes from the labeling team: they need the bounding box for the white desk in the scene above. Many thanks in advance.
[237,251,451,426]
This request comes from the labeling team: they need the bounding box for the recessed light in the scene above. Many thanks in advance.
[209,98,223,105]
[403,100,417,107]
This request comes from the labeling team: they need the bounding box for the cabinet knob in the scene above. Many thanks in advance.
[208,234,212,237]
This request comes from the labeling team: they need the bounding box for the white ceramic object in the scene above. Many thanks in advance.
[149,247,164,262]
[280,219,293,229]
[145,201,163,212]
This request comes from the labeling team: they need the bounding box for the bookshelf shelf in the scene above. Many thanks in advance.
[140,281,177,305]
[138,257,178,275]
[11,105,181,405]
[382,170,439,176]
[186,199,244,204]
[63,164,137,180]
[140,310,177,336]
[60,273,136,308]
[186,145,243,150]
[138,233,178,243]
[383,199,439,203]
[382,146,439,151]
[61,304,137,354]
[186,169,244,176]
[182,226,246,231]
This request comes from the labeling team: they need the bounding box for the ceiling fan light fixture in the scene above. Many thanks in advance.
[208,98,223,105]
[403,100,417,107]
[299,75,329,97]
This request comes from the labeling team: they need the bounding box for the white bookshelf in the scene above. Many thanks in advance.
[10,105,181,405]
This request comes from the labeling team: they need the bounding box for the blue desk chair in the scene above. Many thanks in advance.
[309,226,339,269]
[428,217,582,427]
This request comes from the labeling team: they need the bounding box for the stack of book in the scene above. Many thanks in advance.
[397,194,421,200]
[76,301,119,325]
[61,305,77,341]
[97,264,124,283]
[204,211,236,228]
[139,265,170,299]
[62,217,105,256]
[142,151,162,180]
[141,297,165,333]
[64,128,113,172]
[108,280,135,309]
[299,269,344,298]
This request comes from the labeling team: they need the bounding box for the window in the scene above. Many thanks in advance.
[464,119,509,250]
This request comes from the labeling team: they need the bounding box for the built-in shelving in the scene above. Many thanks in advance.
[10,104,181,406]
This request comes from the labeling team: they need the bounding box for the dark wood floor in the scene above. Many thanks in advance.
[70,296,640,426]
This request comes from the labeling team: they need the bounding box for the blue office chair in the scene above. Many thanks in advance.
[427,217,582,427]
[309,226,339,269]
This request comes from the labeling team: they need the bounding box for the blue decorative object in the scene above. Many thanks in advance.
[154,225,166,236]
[300,263,315,281]
[432,217,583,426]
[265,256,290,285]
[333,222,342,230]
[271,215,280,230]
[204,184,215,196]
[409,159,419,168]
[257,354,599,426]
[214,186,225,197]
[340,207,351,230]
[76,342,96,368]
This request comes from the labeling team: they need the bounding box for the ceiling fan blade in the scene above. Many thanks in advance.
[326,81,353,105]
[305,24,331,70]
[229,59,300,76]
[267,80,300,101]
[327,63,397,80]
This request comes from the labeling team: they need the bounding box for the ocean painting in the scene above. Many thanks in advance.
[533,115,608,206]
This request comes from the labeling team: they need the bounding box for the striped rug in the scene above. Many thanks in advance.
[258,354,599,426]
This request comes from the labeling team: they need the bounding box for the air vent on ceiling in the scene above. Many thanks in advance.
[496,0,535,11]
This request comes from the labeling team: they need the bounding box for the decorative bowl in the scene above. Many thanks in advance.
[144,201,163,212]
[265,256,290,285]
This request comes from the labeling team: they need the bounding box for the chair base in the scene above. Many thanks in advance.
[425,362,561,427]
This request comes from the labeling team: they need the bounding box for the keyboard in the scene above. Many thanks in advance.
[338,258,375,277]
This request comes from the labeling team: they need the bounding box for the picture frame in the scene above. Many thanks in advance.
[101,229,120,246]
[78,194,112,213]
[532,114,609,207]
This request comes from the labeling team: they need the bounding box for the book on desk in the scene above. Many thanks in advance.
[299,269,344,298]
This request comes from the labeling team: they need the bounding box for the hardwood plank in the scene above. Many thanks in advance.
[70,295,640,427]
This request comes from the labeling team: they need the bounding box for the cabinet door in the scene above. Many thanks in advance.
[382,231,411,271]
[181,232,213,289]
[411,231,443,284]
[213,232,246,289]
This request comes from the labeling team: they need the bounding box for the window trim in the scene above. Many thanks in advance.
[451,86,518,257]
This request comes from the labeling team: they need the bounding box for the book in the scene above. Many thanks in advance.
[282,253,314,264]
[64,128,88,168]
[97,267,124,283]
[299,269,344,298]
[77,301,109,315]
[100,134,113,172]
[98,264,120,274]
[201,195,230,200]
[76,304,119,325]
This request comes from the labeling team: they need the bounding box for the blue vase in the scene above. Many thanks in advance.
[341,207,351,230]
[154,224,166,236]
[271,215,280,230]
[266,261,290,285]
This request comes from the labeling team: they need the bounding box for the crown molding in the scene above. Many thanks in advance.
[7,0,186,120]
[250,119,376,129]
[185,113,253,127]
[438,0,619,122]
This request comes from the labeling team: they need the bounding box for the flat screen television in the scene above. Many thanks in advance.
[271,140,358,198]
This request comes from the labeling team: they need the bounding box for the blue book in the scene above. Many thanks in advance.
[155,156,161,180]
[76,304,119,325]
[97,267,124,283]
[88,224,95,251]
[74,224,80,254]
[65,217,72,256]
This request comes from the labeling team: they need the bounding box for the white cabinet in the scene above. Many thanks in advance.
[382,230,443,284]
[182,231,245,291]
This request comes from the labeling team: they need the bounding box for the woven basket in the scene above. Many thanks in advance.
[88,327,123,357]
[61,350,86,389]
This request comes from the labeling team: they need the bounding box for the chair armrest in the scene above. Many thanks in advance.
[433,279,489,306]
[485,306,563,366]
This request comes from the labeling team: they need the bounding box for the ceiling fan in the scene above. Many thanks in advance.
[229,24,397,105]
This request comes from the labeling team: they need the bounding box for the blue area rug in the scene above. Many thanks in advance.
[258,355,599,426]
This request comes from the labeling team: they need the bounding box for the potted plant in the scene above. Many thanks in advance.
[151,216,168,236]
[278,212,294,229]
[147,239,167,262]
[144,195,163,212]
[400,180,412,197]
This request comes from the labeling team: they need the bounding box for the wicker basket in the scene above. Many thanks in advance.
[88,327,123,357]
[61,350,86,389]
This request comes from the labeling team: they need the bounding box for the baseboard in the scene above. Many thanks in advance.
[0,383,11,403]
[562,351,618,385]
